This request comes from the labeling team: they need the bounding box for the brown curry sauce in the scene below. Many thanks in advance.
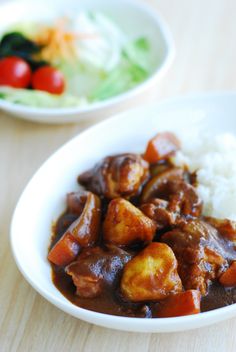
[50,208,236,318]
[48,135,236,318]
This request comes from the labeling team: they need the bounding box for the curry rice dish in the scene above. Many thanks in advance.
[48,131,236,318]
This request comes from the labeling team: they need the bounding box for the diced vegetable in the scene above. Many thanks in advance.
[121,242,182,302]
[32,66,65,95]
[70,192,101,247]
[103,198,156,247]
[141,167,184,203]
[219,262,236,287]
[144,132,181,164]
[156,290,201,318]
[48,192,101,266]
[48,233,80,266]
[66,191,88,215]
[0,56,31,88]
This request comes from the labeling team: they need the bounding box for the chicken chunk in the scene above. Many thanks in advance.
[103,198,157,247]
[66,246,132,298]
[140,180,202,230]
[204,217,236,244]
[78,153,149,199]
[167,181,203,217]
[121,242,182,302]
[162,219,236,295]
[48,192,101,266]
[140,198,178,231]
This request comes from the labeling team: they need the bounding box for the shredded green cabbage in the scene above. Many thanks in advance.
[91,37,151,101]
[0,88,87,108]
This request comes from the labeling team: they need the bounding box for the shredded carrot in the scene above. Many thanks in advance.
[34,17,98,63]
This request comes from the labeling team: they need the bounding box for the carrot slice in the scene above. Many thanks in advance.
[219,262,236,287]
[48,192,101,266]
[144,132,180,163]
[48,233,80,266]
[156,290,201,318]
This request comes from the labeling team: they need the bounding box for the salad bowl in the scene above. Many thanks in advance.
[0,0,174,124]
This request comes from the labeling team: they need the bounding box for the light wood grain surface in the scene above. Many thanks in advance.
[1,0,236,351]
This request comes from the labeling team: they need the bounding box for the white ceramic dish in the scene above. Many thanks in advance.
[11,92,236,333]
[0,0,174,124]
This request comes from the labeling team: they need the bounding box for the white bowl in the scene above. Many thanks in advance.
[11,92,236,333]
[0,0,174,124]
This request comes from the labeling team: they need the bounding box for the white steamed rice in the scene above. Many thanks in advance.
[174,133,236,221]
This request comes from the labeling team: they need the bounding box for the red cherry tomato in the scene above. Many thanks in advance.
[32,66,65,95]
[0,56,32,88]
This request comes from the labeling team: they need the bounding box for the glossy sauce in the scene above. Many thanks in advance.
[52,259,236,317]
[49,153,236,318]
[51,211,236,318]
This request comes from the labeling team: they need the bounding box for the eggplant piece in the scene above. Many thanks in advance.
[48,192,101,266]
[141,167,184,203]
[66,191,88,216]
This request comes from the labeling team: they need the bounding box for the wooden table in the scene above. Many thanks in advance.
[1,0,236,351]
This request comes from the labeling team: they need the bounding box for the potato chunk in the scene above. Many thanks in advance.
[103,198,157,247]
[121,242,182,302]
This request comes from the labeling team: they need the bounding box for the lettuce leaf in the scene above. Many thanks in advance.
[91,37,151,101]
[0,88,87,108]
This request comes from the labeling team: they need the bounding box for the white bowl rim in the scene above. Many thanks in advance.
[10,90,236,332]
[0,0,175,117]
